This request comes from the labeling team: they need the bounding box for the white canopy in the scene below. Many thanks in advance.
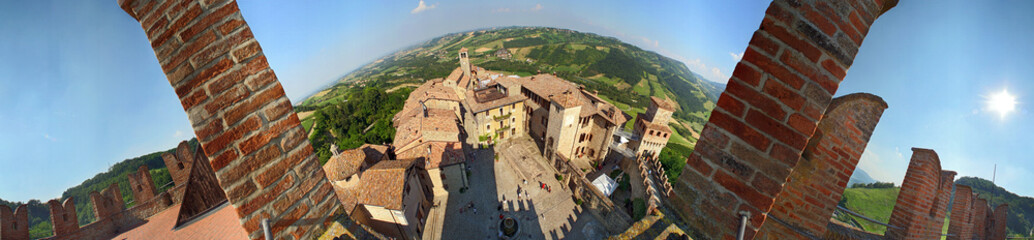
[592,174,618,197]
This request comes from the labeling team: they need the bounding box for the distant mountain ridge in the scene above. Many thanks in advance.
[848,168,878,186]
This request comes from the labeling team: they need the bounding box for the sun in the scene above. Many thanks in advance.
[987,89,1018,118]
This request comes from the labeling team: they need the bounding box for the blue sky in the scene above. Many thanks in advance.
[0,0,1031,202]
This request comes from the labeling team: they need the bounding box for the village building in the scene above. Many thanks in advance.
[322,145,434,240]
[630,96,676,159]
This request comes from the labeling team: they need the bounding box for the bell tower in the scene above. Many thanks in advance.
[459,47,471,78]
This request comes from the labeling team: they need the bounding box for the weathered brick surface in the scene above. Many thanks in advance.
[162,141,195,186]
[0,204,29,240]
[972,198,988,240]
[47,198,79,237]
[175,143,229,226]
[756,93,887,239]
[668,0,899,239]
[885,149,954,240]
[989,204,1008,240]
[118,0,340,239]
[128,165,158,204]
[90,183,125,221]
[947,185,973,240]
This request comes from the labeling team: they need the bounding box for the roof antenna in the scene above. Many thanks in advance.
[991,164,997,207]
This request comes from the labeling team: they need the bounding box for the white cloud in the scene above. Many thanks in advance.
[43,134,56,142]
[410,0,438,14]
[531,3,543,11]
[729,52,743,61]
[173,130,184,138]
[711,67,728,82]
[637,36,659,48]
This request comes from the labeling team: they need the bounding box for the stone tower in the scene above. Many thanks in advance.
[632,96,676,159]
[459,47,471,79]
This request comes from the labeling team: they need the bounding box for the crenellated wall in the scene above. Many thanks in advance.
[163,141,195,186]
[756,93,887,239]
[47,198,79,237]
[947,185,973,240]
[667,0,899,239]
[885,148,953,240]
[116,0,341,238]
[128,165,159,204]
[90,183,125,221]
[972,198,989,240]
[989,204,1008,240]
[0,204,29,240]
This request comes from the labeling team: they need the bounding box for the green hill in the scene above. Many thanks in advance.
[297,26,724,183]
[956,176,1033,237]
[836,187,900,234]
[299,27,721,132]
[0,138,196,239]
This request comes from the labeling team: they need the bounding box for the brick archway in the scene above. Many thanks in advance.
[117,0,338,239]
[668,0,899,239]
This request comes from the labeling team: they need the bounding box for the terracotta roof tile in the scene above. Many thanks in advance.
[355,159,419,210]
[111,203,248,240]
[651,96,677,111]
[396,141,465,169]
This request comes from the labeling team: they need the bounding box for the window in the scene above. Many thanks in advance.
[579,133,586,143]
[487,123,491,130]
[177,162,184,169]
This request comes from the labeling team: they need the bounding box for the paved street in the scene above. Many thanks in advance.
[439,137,606,239]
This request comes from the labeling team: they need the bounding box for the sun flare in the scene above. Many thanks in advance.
[987,89,1018,118]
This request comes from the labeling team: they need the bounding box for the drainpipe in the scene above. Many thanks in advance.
[262,219,272,240]
[736,211,750,240]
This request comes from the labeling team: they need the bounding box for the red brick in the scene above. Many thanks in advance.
[241,116,297,156]
[220,145,281,184]
[764,1,793,25]
[732,62,762,87]
[749,32,781,58]
[686,154,714,176]
[233,40,262,63]
[172,42,229,96]
[761,18,822,63]
[204,85,250,114]
[167,62,193,85]
[226,179,257,201]
[786,113,815,137]
[710,110,771,151]
[714,170,772,211]
[310,182,333,204]
[849,11,868,35]
[821,59,845,80]
[209,148,240,171]
[751,174,782,197]
[271,185,302,214]
[238,174,294,217]
[205,115,260,156]
[273,202,309,232]
[180,87,209,110]
[717,94,747,118]
[761,79,805,111]
[725,77,787,120]
[196,118,224,142]
[218,19,245,35]
[245,70,277,91]
[264,100,293,122]
[225,83,286,125]
[179,2,239,42]
[745,110,807,151]
[801,5,837,36]
[145,17,169,41]
[744,47,804,90]
[193,27,255,68]
[242,210,269,234]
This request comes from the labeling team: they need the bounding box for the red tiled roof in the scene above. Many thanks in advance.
[355,159,419,210]
[111,203,248,240]
[396,141,465,169]
[323,144,389,181]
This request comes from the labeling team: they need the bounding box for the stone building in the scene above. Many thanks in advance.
[518,74,628,163]
[321,146,433,240]
[631,96,676,159]
[494,48,512,59]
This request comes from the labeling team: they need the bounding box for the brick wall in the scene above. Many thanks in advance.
[885,148,951,240]
[117,0,339,239]
[755,93,887,239]
[176,144,228,226]
[128,165,158,204]
[989,204,1009,240]
[667,0,899,238]
[0,204,29,240]
[927,170,956,237]
[90,183,125,221]
[163,141,195,186]
[972,198,988,240]
[947,185,973,240]
[47,198,79,237]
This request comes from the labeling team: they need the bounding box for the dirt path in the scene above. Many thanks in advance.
[387,83,420,93]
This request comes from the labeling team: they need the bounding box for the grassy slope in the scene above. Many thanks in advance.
[839,187,899,234]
